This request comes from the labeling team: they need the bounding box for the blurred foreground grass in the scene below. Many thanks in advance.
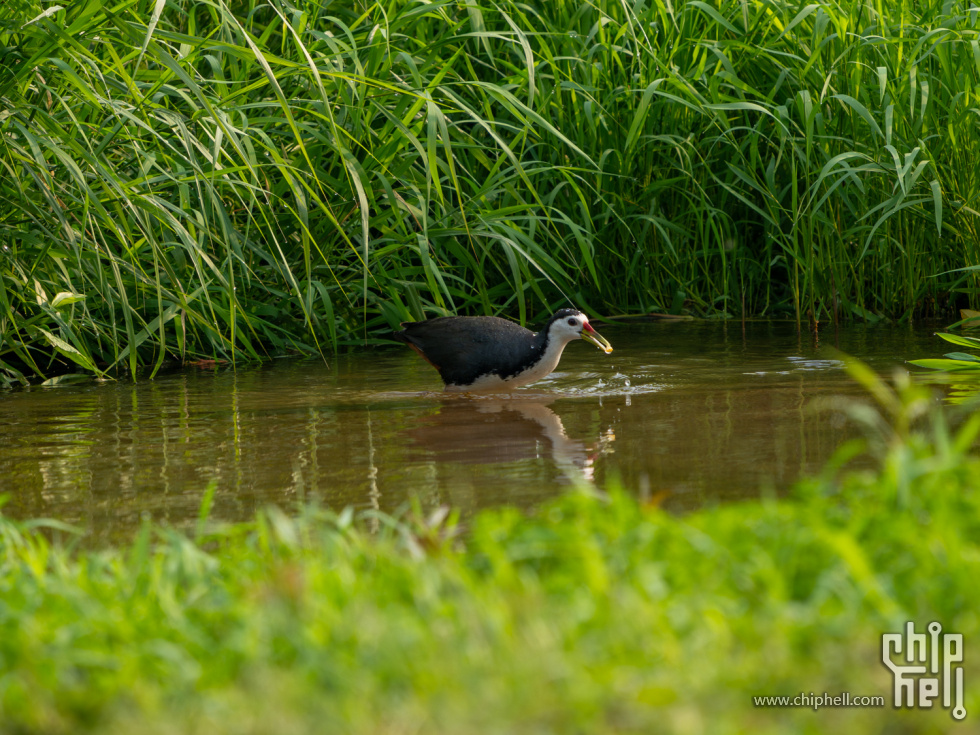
[1,365,979,734]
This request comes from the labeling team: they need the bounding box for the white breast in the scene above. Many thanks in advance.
[444,338,571,392]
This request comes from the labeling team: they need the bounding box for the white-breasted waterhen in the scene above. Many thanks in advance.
[394,308,613,391]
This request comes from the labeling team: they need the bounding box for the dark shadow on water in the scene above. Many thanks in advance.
[403,395,595,481]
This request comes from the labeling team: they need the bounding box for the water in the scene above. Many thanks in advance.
[0,321,945,543]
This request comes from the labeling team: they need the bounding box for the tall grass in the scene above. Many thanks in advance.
[2,0,980,380]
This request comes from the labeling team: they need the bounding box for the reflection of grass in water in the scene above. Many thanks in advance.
[1,363,979,733]
[930,376,980,405]
[947,383,980,405]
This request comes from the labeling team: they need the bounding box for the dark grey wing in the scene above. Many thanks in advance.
[396,316,535,385]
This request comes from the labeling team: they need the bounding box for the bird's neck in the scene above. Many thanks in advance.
[528,326,571,374]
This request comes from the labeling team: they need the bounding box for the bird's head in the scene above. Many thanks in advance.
[548,309,613,353]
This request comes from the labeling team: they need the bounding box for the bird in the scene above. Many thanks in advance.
[393,308,613,391]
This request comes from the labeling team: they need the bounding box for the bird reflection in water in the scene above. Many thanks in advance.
[403,394,611,482]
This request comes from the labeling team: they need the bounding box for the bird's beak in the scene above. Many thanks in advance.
[581,322,613,354]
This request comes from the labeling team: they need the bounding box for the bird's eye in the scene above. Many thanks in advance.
[567,318,578,326]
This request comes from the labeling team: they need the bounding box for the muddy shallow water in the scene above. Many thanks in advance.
[0,320,947,542]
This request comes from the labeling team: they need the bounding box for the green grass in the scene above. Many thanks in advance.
[911,330,980,371]
[909,329,980,403]
[3,0,980,384]
[0,363,978,733]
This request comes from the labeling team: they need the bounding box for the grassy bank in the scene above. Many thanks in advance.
[3,0,980,384]
[0,367,978,733]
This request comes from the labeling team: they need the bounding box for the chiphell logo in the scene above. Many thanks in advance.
[882,621,966,720]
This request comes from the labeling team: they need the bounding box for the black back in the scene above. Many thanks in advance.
[394,314,554,386]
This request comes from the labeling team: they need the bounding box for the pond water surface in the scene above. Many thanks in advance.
[0,321,946,543]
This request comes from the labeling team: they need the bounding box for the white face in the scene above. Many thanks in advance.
[550,312,590,343]
[548,311,614,353]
